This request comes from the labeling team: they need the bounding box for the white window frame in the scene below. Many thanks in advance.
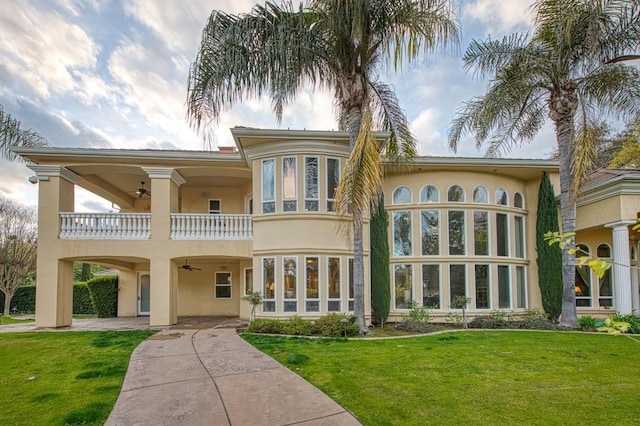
[282,156,297,212]
[262,159,275,214]
[304,256,320,313]
[214,271,232,299]
[327,257,342,312]
[304,156,319,212]
[208,199,221,214]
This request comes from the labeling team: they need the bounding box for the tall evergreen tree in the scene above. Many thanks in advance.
[370,194,390,326]
[536,172,563,323]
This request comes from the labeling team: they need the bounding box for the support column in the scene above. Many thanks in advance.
[28,165,78,328]
[143,167,184,326]
[605,221,635,315]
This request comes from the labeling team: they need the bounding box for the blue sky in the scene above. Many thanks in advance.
[0,1,571,210]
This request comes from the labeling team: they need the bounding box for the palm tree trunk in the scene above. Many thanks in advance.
[553,107,578,328]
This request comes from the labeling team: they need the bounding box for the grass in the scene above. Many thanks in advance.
[0,330,155,425]
[243,331,640,425]
[0,316,34,325]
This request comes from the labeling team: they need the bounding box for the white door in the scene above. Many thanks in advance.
[138,272,150,316]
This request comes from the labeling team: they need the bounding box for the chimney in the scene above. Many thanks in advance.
[217,146,237,154]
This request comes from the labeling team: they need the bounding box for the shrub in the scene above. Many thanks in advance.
[578,315,597,331]
[73,283,95,315]
[281,316,315,336]
[86,276,118,318]
[468,315,510,329]
[2,285,36,313]
[612,313,640,334]
[314,313,359,337]
[395,301,436,333]
[245,319,285,334]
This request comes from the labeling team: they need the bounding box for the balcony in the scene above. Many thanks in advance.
[59,213,253,240]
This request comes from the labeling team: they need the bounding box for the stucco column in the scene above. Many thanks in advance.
[605,220,635,315]
[143,167,184,326]
[28,165,78,328]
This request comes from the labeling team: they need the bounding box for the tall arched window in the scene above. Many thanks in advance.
[575,244,592,307]
[495,188,508,205]
[514,192,524,208]
[473,186,488,203]
[448,185,465,202]
[597,243,611,258]
[393,186,412,204]
[420,185,439,203]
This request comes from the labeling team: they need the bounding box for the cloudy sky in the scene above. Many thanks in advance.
[1,0,569,210]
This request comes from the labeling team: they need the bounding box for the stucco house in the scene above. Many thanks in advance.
[13,128,640,328]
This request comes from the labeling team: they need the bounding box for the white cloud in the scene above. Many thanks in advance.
[463,0,533,36]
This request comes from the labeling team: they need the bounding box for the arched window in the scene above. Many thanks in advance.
[597,243,611,258]
[393,186,412,204]
[448,185,465,202]
[514,192,524,208]
[575,244,592,307]
[495,188,508,205]
[420,185,439,203]
[473,186,488,203]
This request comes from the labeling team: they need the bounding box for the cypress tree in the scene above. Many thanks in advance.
[536,172,563,322]
[370,194,390,326]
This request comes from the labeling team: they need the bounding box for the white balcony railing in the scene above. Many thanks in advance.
[59,213,151,239]
[170,214,252,240]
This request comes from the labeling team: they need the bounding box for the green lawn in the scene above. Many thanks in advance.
[243,331,640,426]
[0,330,155,425]
[0,316,34,325]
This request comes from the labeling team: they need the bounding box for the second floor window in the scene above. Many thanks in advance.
[262,159,275,214]
[327,158,340,212]
[305,157,319,211]
[208,199,221,214]
[282,157,297,212]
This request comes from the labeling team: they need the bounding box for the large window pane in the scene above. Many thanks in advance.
[422,264,440,309]
[448,185,464,202]
[420,185,439,203]
[282,157,297,212]
[327,158,339,212]
[421,210,439,256]
[304,157,319,212]
[598,269,613,308]
[516,266,526,309]
[244,268,253,295]
[498,265,510,308]
[393,186,411,204]
[348,258,354,311]
[496,213,509,257]
[575,245,592,307]
[475,264,489,309]
[473,186,488,203]
[263,258,275,312]
[327,257,341,312]
[305,257,319,312]
[262,159,275,214]
[393,211,412,256]
[474,211,488,256]
[283,257,297,313]
[448,210,465,255]
[394,264,412,309]
[515,216,524,258]
[449,264,466,306]
[496,188,508,205]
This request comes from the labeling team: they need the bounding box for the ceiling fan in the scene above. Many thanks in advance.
[136,181,151,198]
[181,260,201,271]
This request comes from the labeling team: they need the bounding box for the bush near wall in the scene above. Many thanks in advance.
[73,283,95,315]
[86,276,118,318]
[0,285,36,313]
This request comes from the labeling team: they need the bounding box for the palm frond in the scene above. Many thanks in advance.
[579,63,640,122]
[0,105,48,162]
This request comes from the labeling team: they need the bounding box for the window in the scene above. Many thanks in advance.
[282,157,297,212]
[244,268,253,295]
[304,157,319,212]
[514,192,524,208]
[393,186,412,204]
[475,264,489,309]
[394,264,412,309]
[598,268,613,308]
[327,257,341,312]
[348,258,354,311]
[448,210,465,255]
[262,159,275,214]
[449,264,466,306]
[516,266,526,309]
[515,216,525,258]
[474,211,488,256]
[597,243,611,258]
[420,185,439,203]
[215,272,232,299]
[473,186,488,203]
[496,188,508,205]
[326,158,340,212]
[208,199,221,214]
[575,245,592,307]
[448,185,465,202]
[283,257,297,312]
[422,264,440,309]
[498,265,510,308]
[263,258,275,312]
[496,213,509,256]
[305,257,319,312]
[393,211,412,256]
[421,210,439,256]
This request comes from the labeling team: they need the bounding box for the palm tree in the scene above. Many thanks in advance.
[448,0,640,327]
[1,104,48,161]
[187,0,458,330]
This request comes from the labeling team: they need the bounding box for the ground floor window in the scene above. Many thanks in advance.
[598,268,613,308]
[422,264,440,309]
[394,264,412,309]
[283,257,297,313]
[305,256,320,312]
[263,258,276,312]
[475,264,489,309]
[215,272,232,299]
[449,264,466,306]
[516,266,526,309]
[498,265,510,309]
[327,257,341,312]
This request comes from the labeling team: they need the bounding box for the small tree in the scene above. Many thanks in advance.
[536,172,563,323]
[242,291,263,321]
[370,195,390,326]
[452,295,471,329]
[0,198,37,316]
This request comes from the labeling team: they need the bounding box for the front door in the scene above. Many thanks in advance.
[138,272,150,316]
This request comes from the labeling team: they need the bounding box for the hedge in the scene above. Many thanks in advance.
[0,284,97,315]
[73,283,95,315]
[86,275,119,318]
